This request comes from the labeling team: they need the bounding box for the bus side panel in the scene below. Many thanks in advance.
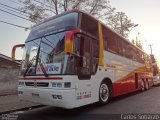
[113,74,136,96]
[104,51,145,96]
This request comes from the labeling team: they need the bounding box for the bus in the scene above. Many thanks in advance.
[12,10,153,109]
[150,54,160,86]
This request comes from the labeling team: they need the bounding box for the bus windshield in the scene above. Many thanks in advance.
[21,32,75,76]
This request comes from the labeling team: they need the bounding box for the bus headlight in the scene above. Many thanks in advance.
[52,82,62,88]
[57,83,62,88]
[18,91,23,95]
[19,81,25,86]
[51,82,71,88]
[52,82,56,87]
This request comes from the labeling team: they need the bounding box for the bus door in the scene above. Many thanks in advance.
[74,34,93,103]
[74,34,93,79]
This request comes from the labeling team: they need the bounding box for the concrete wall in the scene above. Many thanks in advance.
[0,68,20,95]
[0,57,20,69]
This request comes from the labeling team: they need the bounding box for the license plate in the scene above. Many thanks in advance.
[32,93,39,97]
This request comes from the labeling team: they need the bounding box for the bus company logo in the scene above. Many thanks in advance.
[36,63,61,74]
[33,80,37,88]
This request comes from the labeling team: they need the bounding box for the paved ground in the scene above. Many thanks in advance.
[4,86,159,120]
[21,86,160,114]
[0,87,160,120]
[0,95,39,113]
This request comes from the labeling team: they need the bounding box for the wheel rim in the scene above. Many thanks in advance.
[141,80,145,91]
[100,84,109,102]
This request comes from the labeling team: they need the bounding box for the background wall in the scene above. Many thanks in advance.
[0,54,20,95]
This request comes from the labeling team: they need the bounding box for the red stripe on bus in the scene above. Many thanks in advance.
[19,77,63,80]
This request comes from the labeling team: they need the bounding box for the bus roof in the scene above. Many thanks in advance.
[32,9,80,28]
[32,9,146,54]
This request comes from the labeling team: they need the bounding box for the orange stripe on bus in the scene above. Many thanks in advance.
[98,22,104,66]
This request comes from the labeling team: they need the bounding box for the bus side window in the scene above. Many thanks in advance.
[117,38,123,56]
[141,53,145,63]
[81,14,99,39]
[92,40,99,58]
[76,35,92,79]
[102,25,118,54]
[121,41,127,57]
[136,52,140,62]
[74,34,81,55]
[79,36,85,56]
[92,39,99,74]
[74,34,99,76]
[107,35,117,53]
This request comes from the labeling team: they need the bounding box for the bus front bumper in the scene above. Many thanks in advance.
[18,87,77,109]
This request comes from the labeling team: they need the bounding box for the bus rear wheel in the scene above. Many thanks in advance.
[141,80,145,91]
[99,82,110,104]
[144,80,149,90]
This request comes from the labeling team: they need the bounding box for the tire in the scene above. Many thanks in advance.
[99,82,110,104]
[141,80,145,91]
[144,80,149,90]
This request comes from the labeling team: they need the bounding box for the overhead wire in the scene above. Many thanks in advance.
[0,5,29,18]
[0,2,43,23]
[0,2,31,16]
[7,0,23,5]
[0,20,29,29]
[0,8,36,23]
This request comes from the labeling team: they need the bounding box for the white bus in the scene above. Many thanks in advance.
[12,10,153,109]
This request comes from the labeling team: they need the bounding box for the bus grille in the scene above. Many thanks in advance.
[25,82,49,87]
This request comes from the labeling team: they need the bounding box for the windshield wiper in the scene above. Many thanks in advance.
[23,57,49,77]
[23,56,37,77]
[37,58,48,77]
[23,44,49,77]
[35,44,49,77]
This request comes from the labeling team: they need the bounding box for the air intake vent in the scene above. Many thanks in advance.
[25,82,49,87]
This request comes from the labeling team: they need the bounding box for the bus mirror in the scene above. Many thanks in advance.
[12,44,25,61]
[65,30,80,54]
[65,31,74,54]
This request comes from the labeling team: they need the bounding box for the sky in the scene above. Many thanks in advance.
[110,0,160,66]
[0,0,160,66]
[0,0,31,58]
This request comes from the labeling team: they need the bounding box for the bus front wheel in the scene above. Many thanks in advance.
[99,82,110,104]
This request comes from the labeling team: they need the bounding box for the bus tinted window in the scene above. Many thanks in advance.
[102,26,118,54]
[117,38,123,55]
[27,12,78,41]
[102,24,145,64]
[92,40,99,58]
[81,14,99,39]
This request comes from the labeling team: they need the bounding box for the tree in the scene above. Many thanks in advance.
[106,12,137,38]
[18,0,115,22]
[18,0,136,38]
